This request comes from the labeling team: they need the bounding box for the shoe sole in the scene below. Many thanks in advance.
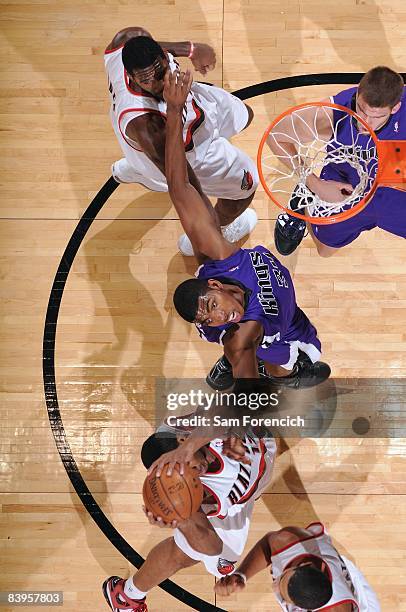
[274,227,305,256]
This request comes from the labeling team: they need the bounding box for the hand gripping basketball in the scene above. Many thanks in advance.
[143,463,204,524]
[147,440,197,477]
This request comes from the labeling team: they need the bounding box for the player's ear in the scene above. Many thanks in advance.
[207,278,222,290]
[391,101,401,114]
[176,433,187,444]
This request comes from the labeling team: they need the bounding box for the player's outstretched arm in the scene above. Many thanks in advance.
[223,320,263,379]
[215,533,273,596]
[125,112,215,199]
[164,70,236,263]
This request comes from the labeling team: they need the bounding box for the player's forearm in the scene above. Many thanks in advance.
[236,534,273,580]
[165,108,190,191]
[226,348,260,379]
[184,409,238,448]
[158,41,192,58]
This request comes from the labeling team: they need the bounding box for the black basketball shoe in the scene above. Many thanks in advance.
[206,355,268,391]
[269,358,331,389]
[274,186,310,256]
[206,352,330,391]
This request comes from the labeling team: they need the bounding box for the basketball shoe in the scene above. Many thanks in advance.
[103,576,148,611]
[178,208,258,256]
[206,351,330,390]
[274,186,311,256]
[206,354,268,391]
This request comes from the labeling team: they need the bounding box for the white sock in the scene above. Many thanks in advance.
[123,577,147,601]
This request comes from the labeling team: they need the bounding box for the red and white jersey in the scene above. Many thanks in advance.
[271,522,374,611]
[104,46,218,164]
[200,435,277,519]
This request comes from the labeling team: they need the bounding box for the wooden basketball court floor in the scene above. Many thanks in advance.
[1,1,406,610]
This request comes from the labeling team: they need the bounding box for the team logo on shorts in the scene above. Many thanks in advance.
[217,558,237,575]
[241,170,253,191]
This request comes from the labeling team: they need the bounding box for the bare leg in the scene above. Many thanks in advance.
[264,362,293,377]
[133,537,198,592]
[308,223,339,258]
[214,191,256,226]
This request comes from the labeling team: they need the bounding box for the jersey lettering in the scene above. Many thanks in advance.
[249,251,279,315]
[226,440,262,505]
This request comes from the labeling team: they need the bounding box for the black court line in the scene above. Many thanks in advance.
[42,176,223,612]
[233,72,406,99]
[42,73,403,612]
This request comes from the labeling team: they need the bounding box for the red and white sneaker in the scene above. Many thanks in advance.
[102,576,148,611]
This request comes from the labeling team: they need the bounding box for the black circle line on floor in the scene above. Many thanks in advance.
[43,72,404,612]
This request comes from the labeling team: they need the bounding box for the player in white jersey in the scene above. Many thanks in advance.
[215,522,380,611]
[104,27,259,255]
[103,430,277,612]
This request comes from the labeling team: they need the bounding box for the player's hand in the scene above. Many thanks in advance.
[147,439,196,477]
[310,177,354,202]
[163,69,193,111]
[142,505,179,528]
[222,435,251,465]
[214,574,246,597]
[189,42,216,75]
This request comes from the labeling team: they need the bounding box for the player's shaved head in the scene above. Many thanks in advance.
[173,278,211,323]
[287,564,332,609]
[358,66,404,109]
[122,36,165,75]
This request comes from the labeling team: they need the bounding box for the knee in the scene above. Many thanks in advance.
[316,243,337,258]
[172,540,198,569]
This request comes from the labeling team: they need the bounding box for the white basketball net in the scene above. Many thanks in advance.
[262,104,379,218]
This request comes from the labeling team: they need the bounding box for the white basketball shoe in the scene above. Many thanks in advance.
[177,208,258,256]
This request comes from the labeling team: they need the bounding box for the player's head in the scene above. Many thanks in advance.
[275,558,333,610]
[173,278,245,327]
[356,66,404,131]
[141,432,211,475]
[122,36,168,97]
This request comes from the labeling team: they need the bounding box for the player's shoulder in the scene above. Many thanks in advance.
[105,26,152,53]
[269,525,321,554]
[330,86,357,106]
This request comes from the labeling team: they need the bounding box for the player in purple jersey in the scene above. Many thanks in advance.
[162,69,330,390]
[272,66,406,257]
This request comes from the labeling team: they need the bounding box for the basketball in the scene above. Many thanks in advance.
[143,464,204,523]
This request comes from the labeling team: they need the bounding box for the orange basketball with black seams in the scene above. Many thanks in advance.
[143,464,204,523]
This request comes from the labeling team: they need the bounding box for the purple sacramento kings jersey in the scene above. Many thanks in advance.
[322,86,406,187]
[196,246,295,348]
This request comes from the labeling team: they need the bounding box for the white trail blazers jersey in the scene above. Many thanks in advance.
[104,46,220,166]
[271,522,381,611]
[200,435,277,518]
